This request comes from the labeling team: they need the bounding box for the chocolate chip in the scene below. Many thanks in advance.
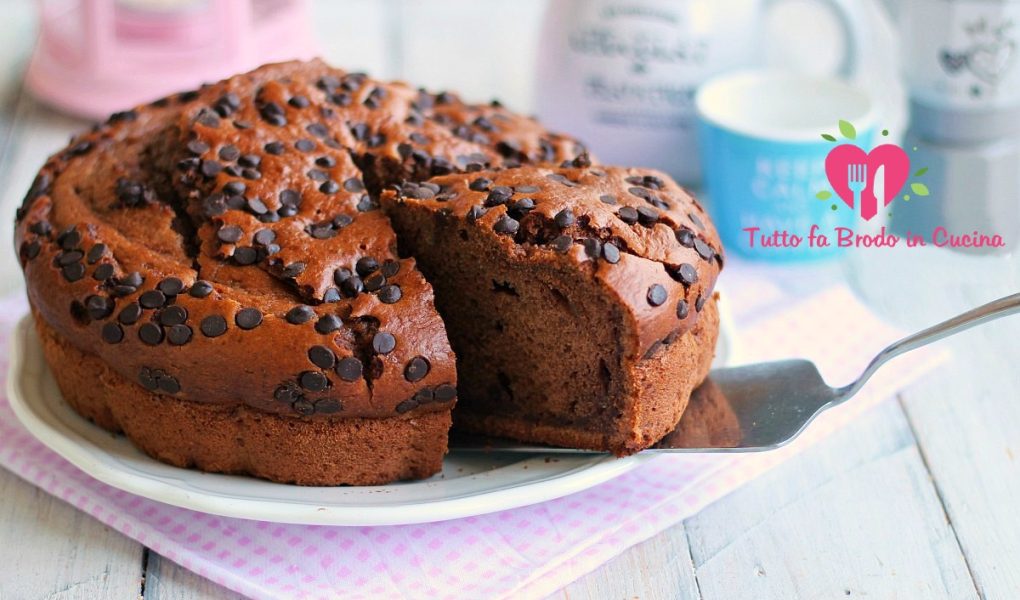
[235,307,263,329]
[618,206,638,224]
[86,243,106,264]
[101,323,123,344]
[689,212,706,230]
[295,138,315,152]
[466,205,487,222]
[293,399,315,415]
[676,299,689,319]
[395,399,418,414]
[118,302,142,325]
[469,177,492,191]
[158,305,186,327]
[157,372,180,394]
[138,322,164,345]
[493,215,519,235]
[554,209,575,228]
[167,324,192,345]
[404,357,430,382]
[694,238,715,261]
[308,346,336,369]
[372,332,396,354]
[299,371,328,392]
[282,262,306,278]
[319,180,340,194]
[315,399,342,414]
[200,160,222,178]
[510,198,535,213]
[93,263,114,281]
[323,287,341,303]
[434,384,457,401]
[200,315,228,337]
[217,225,243,244]
[647,284,668,306]
[187,140,209,155]
[82,295,112,320]
[138,368,158,391]
[62,263,85,282]
[57,250,83,266]
[279,189,301,207]
[188,281,213,299]
[603,242,621,264]
[583,238,602,259]
[315,314,342,334]
[239,153,261,168]
[363,271,385,292]
[341,276,364,298]
[157,277,184,296]
[139,290,166,309]
[286,305,316,324]
[485,186,513,207]
[599,194,617,205]
[336,357,363,381]
[20,240,40,260]
[551,235,572,253]
[355,257,379,276]
[675,263,698,285]
[246,197,268,215]
[289,95,310,108]
[58,227,81,250]
[381,260,401,277]
[341,177,364,193]
[233,246,258,265]
[264,141,285,155]
[695,294,706,312]
[637,206,660,226]
[378,284,402,304]
[676,228,694,247]
[218,145,240,161]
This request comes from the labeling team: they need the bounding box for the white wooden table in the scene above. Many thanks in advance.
[2,2,1019,598]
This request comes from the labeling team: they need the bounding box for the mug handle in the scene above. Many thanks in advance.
[765,0,866,77]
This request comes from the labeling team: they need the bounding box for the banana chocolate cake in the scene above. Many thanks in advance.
[14,59,722,485]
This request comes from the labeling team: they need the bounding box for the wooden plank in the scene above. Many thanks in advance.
[897,287,1020,599]
[684,399,979,600]
[0,468,143,599]
[143,552,242,600]
[560,524,701,600]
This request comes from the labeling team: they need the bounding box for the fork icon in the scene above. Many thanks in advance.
[847,163,867,210]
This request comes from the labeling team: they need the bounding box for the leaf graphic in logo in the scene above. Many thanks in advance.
[838,120,857,140]
[815,190,832,200]
[910,182,930,196]
[821,134,837,142]
[914,167,928,176]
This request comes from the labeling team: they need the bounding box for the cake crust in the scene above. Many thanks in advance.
[33,310,449,486]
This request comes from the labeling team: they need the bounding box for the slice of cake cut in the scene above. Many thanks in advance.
[383,164,723,455]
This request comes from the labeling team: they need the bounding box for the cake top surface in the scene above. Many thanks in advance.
[15,59,587,419]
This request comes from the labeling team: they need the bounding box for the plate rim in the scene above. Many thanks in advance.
[6,316,658,526]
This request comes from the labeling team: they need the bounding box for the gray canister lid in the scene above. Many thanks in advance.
[908,98,1020,143]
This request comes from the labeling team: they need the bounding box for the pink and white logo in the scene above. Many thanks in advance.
[824,144,911,221]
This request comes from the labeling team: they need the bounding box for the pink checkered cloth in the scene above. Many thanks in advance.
[0,273,945,600]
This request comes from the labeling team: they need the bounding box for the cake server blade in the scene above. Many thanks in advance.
[449,293,1020,454]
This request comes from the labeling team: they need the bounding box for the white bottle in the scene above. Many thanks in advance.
[534,0,864,184]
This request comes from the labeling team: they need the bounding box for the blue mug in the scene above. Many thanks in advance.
[695,71,876,261]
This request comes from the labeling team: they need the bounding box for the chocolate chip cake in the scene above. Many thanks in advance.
[14,59,722,485]
[384,165,721,454]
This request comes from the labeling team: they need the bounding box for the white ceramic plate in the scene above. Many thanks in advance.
[7,312,733,526]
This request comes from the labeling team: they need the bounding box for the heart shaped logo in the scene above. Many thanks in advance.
[824,144,910,221]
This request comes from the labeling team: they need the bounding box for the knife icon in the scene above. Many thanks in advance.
[872,164,885,217]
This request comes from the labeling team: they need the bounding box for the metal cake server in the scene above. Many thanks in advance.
[451,293,1020,454]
